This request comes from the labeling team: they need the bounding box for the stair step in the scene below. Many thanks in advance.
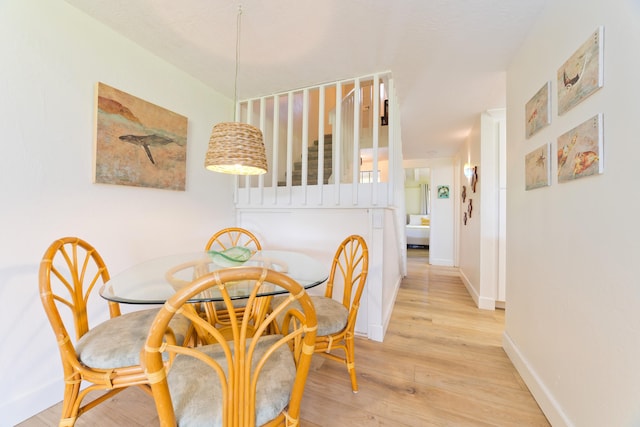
[292,164,331,170]
[287,134,334,187]
[312,135,333,146]
[307,149,333,158]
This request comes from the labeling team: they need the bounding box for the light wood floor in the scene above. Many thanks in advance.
[19,248,549,426]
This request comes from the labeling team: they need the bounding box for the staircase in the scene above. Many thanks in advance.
[283,135,333,186]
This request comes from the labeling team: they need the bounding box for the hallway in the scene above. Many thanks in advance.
[299,249,549,425]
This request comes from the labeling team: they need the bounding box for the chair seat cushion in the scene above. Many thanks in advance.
[166,334,295,426]
[273,295,348,336]
[75,308,190,369]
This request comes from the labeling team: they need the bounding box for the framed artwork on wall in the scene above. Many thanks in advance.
[471,166,478,192]
[557,27,604,115]
[525,81,551,138]
[525,143,551,190]
[94,82,188,191]
[437,185,450,199]
[557,114,603,183]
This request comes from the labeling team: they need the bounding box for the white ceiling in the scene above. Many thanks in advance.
[63,0,548,160]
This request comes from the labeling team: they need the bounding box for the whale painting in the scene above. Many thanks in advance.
[94,82,187,190]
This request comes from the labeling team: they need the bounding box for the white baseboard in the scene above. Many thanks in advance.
[478,296,495,310]
[428,258,454,266]
[381,275,402,340]
[367,324,385,342]
[459,269,495,310]
[502,332,573,427]
[364,274,401,342]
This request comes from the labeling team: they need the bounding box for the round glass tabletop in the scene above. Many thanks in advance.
[99,249,329,304]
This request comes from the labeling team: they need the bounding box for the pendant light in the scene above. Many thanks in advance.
[205,5,267,175]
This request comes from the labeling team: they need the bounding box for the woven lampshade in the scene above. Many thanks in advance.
[205,122,268,175]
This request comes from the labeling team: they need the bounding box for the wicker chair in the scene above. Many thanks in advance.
[202,227,263,329]
[38,237,191,427]
[273,234,369,393]
[143,266,317,427]
[204,227,262,252]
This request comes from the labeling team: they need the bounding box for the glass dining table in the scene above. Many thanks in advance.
[100,249,329,304]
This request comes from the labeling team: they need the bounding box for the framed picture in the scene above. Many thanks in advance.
[525,82,551,138]
[437,185,450,199]
[557,114,603,183]
[525,143,551,190]
[557,27,604,115]
[471,166,478,192]
[94,82,188,191]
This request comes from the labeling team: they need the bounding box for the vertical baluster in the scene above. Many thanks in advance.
[353,78,361,205]
[301,88,309,205]
[372,74,380,206]
[334,81,342,205]
[286,91,294,204]
[259,97,266,205]
[388,77,396,206]
[272,94,280,203]
[318,85,325,205]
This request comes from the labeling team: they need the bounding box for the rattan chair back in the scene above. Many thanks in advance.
[204,227,262,252]
[315,234,369,392]
[202,227,263,330]
[325,234,369,310]
[143,266,317,427]
[39,237,149,426]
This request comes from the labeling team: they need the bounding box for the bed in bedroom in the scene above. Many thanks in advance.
[406,214,430,247]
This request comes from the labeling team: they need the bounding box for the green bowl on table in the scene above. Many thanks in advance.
[208,246,252,267]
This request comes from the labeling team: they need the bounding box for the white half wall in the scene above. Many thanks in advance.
[237,207,402,342]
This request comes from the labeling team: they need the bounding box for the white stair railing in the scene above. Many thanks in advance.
[236,72,396,209]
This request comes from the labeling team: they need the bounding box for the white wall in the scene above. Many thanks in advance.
[504,1,640,425]
[478,110,503,309]
[457,110,505,310]
[427,158,456,266]
[237,207,403,342]
[458,117,482,296]
[0,1,237,424]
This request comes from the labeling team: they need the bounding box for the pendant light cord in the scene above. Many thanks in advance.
[233,5,242,121]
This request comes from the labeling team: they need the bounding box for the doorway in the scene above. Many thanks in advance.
[404,167,430,263]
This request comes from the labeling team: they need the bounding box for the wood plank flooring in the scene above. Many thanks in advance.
[18,248,549,426]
